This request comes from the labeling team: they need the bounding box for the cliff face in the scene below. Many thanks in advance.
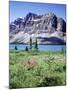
[9,12,66,44]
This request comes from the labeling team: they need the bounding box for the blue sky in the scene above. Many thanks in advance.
[9,1,66,22]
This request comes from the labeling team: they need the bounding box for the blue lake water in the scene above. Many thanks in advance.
[9,44,66,52]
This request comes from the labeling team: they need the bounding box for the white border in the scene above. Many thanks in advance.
[10,0,67,4]
[0,0,68,90]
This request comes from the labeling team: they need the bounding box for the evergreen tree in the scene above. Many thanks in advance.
[34,38,38,51]
[30,37,32,50]
[25,46,28,51]
[15,45,18,50]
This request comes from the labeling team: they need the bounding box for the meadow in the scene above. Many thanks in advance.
[9,50,66,88]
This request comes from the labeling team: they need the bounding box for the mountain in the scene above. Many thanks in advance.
[9,12,66,44]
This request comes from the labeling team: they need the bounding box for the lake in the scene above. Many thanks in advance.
[9,44,66,52]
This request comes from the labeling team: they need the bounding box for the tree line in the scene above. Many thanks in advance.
[15,37,38,51]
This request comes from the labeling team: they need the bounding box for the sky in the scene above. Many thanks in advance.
[9,1,66,22]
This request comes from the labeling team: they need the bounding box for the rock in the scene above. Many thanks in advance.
[57,17,66,32]
[9,12,66,44]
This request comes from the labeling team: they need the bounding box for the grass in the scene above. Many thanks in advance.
[9,50,66,88]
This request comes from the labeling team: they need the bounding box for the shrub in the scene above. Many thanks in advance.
[9,51,66,88]
[38,73,65,86]
[63,65,66,71]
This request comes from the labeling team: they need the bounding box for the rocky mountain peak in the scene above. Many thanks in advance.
[24,12,37,22]
[9,12,66,44]
[14,18,23,25]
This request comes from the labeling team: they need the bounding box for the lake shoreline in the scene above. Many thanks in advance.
[9,44,66,52]
[9,43,66,45]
